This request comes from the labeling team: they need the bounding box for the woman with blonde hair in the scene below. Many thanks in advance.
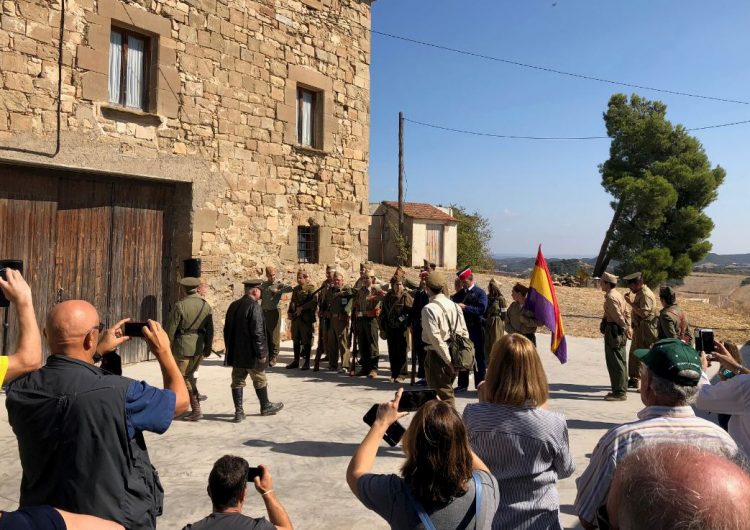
[347,389,500,529]
[464,334,574,530]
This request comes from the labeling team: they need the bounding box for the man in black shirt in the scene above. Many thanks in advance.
[182,456,293,530]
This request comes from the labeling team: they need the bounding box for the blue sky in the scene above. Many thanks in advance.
[367,1,750,257]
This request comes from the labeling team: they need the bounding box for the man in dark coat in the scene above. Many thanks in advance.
[224,279,284,423]
[453,267,488,390]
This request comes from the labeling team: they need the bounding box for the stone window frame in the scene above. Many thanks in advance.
[297,225,320,264]
[108,26,153,112]
[77,0,178,118]
[300,0,324,10]
[278,66,337,153]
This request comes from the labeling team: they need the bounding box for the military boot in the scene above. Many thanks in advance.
[182,389,203,421]
[286,342,300,369]
[256,386,284,416]
[194,382,208,402]
[300,345,311,370]
[232,387,245,423]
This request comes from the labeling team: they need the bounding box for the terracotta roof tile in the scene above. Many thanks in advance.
[383,201,457,222]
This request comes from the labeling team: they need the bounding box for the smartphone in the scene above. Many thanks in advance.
[398,390,437,412]
[247,466,263,482]
[700,329,715,353]
[0,260,23,308]
[694,329,704,353]
[363,404,405,447]
[123,322,148,337]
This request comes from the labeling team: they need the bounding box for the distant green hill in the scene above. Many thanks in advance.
[697,253,750,268]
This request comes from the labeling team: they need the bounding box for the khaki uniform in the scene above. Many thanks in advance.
[380,290,414,380]
[354,285,384,374]
[316,280,334,362]
[602,289,631,397]
[659,303,692,344]
[504,301,539,344]
[166,293,213,394]
[484,295,506,364]
[421,293,470,407]
[626,285,659,380]
[289,283,318,347]
[325,286,356,370]
[259,280,293,362]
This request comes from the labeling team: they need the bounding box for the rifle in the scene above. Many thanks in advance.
[410,328,417,385]
[288,283,326,320]
[349,313,358,377]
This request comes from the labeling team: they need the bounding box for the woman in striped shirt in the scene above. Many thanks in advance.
[463,334,575,530]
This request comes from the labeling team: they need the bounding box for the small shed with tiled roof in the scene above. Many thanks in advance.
[368,201,458,269]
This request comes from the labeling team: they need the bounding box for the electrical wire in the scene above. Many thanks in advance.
[371,29,750,106]
[403,117,750,141]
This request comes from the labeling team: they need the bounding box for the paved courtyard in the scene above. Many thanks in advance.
[0,335,727,529]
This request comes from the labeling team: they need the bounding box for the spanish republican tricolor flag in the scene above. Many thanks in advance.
[523,246,568,364]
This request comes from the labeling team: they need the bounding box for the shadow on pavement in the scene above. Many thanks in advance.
[549,383,611,393]
[549,392,608,402]
[200,413,238,423]
[243,438,403,458]
[567,418,620,430]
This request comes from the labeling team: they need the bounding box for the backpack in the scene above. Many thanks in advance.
[435,300,475,371]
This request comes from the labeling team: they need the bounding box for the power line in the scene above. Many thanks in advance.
[371,29,750,106]
[404,117,750,141]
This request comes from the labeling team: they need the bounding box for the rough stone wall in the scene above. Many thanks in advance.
[0,0,372,321]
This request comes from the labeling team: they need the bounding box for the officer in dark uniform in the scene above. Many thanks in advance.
[224,279,284,423]
[166,276,213,421]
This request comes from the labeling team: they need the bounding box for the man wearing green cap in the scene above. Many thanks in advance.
[166,276,214,421]
[599,272,631,401]
[575,338,738,529]
[658,286,692,344]
[623,272,659,390]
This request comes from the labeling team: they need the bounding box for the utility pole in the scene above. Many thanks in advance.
[398,111,405,264]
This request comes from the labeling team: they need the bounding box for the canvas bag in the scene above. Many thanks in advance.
[434,300,475,371]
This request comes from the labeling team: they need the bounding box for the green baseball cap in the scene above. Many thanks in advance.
[634,338,702,386]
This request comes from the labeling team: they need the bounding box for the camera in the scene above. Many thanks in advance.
[247,466,263,482]
[694,328,715,353]
[0,260,24,308]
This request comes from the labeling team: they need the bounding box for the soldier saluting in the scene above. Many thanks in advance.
[286,269,318,370]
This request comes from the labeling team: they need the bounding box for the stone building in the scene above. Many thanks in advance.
[369,201,458,269]
[0,0,373,362]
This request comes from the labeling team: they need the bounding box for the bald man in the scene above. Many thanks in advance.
[0,268,41,385]
[605,443,750,529]
[6,301,189,530]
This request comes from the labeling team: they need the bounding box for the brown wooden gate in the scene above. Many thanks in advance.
[0,165,176,364]
[425,223,444,267]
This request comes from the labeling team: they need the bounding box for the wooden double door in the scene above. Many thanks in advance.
[0,165,177,364]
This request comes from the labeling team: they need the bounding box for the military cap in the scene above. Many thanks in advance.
[243,278,264,287]
[425,271,445,293]
[600,272,618,284]
[634,338,701,387]
[457,267,473,281]
[623,272,643,283]
[326,264,337,272]
[365,268,375,277]
[660,286,676,299]
[179,277,201,288]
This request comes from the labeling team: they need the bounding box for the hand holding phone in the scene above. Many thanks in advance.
[397,390,437,412]
[363,404,406,447]
[123,321,149,337]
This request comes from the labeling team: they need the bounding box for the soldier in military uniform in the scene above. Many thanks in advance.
[224,279,284,422]
[314,265,336,369]
[354,269,385,378]
[623,271,659,389]
[166,276,214,421]
[259,266,293,367]
[324,271,356,372]
[286,269,318,370]
[599,272,632,401]
[380,275,414,382]
[658,286,692,344]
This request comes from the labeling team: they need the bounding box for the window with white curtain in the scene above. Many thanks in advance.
[296,87,318,148]
[108,28,150,111]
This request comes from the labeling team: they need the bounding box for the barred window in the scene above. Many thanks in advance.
[297,226,319,263]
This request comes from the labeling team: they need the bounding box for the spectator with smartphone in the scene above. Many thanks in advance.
[182,455,293,530]
[574,338,738,529]
[464,333,574,530]
[0,268,41,385]
[5,303,189,530]
[697,340,750,456]
[347,388,500,529]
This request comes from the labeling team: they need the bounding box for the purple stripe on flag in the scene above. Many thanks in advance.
[555,337,568,364]
[526,288,556,330]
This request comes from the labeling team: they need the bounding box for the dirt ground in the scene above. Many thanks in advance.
[370,265,750,345]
